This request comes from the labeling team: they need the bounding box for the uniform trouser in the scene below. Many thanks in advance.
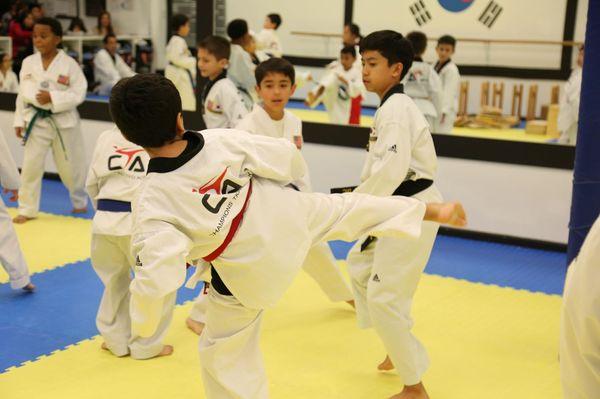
[18,123,87,218]
[0,196,30,289]
[91,234,176,358]
[347,221,439,386]
[199,288,267,399]
[424,115,437,132]
[434,112,457,133]
[166,69,196,112]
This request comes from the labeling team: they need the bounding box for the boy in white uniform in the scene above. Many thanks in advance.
[402,31,442,130]
[558,45,584,145]
[198,36,248,129]
[236,57,354,305]
[255,13,283,57]
[434,35,460,134]
[227,19,257,109]
[560,215,600,398]
[0,130,35,292]
[13,17,88,224]
[93,34,135,96]
[165,14,196,111]
[86,126,175,359]
[109,73,466,399]
[348,30,444,399]
[0,51,19,93]
[306,46,365,125]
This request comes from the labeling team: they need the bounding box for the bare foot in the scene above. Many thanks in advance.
[378,355,394,371]
[438,202,467,227]
[345,300,355,308]
[101,342,109,351]
[71,207,88,214]
[13,215,34,224]
[186,317,205,335]
[22,283,36,292]
[388,383,430,399]
[157,345,174,357]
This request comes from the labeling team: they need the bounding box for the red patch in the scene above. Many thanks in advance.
[57,75,70,86]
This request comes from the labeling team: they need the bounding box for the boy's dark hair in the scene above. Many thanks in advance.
[406,31,427,56]
[34,17,63,37]
[110,74,182,148]
[172,14,189,33]
[103,33,116,44]
[255,57,295,85]
[437,35,456,49]
[227,19,248,40]
[68,17,87,33]
[29,3,42,11]
[346,23,361,39]
[267,13,282,29]
[341,45,356,58]
[360,30,413,80]
[199,35,231,60]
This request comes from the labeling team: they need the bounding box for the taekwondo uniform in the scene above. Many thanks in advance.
[347,84,443,386]
[311,64,365,125]
[0,130,31,289]
[86,127,176,359]
[129,129,428,398]
[200,71,248,129]
[558,67,582,145]
[560,216,600,398]
[227,44,256,110]
[255,28,282,57]
[165,34,196,111]
[14,50,88,218]
[433,59,460,133]
[93,48,135,96]
[402,59,442,130]
[0,69,18,93]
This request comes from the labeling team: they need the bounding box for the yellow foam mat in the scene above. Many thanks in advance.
[0,209,91,282]
[0,266,561,398]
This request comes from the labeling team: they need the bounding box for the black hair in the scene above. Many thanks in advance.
[97,11,114,35]
[406,31,427,56]
[360,30,413,80]
[103,33,117,44]
[227,19,249,41]
[29,3,42,11]
[68,17,87,33]
[16,10,32,28]
[34,17,63,38]
[437,35,456,49]
[267,13,282,29]
[255,57,295,85]
[171,14,189,33]
[341,45,356,58]
[198,35,230,60]
[110,74,182,148]
[346,23,361,39]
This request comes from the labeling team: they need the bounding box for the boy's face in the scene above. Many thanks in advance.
[244,36,257,54]
[105,36,118,55]
[33,24,60,55]
[256,72,295,113]
[180,21,190,37]
[263,17,275,29]
[197,48,228,79]
[361,50,403,96]
[340,52,355,71]
[436,43,454,62]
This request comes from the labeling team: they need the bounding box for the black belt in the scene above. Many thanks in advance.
[97,199,132,212]
[211,265,233,296]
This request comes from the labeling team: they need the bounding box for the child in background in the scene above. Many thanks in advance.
[434,35,460,134]
[197,35,248,129]
[0,130,35,292]
[93,34,135,96]
[305,46,364,125]
[0,51,18,93]
[403,31,442,130]
[255,13,282,57]
[13,17,88,224]
[165,14,196,111]
[226,19,256,109]
[558,44,584,145]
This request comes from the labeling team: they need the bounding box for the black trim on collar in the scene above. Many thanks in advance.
[435,59,452,74]
[380,84,404,107]
[414,56,424,62]
[200,70,228,110]
[147,131,205,174]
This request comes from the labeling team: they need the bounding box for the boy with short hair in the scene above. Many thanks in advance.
[349,30,445,399]
[197,35,248,128]
[109,73,466,399]
[306,46,365,125]
[434,35,460,134]
[226,19,256,109]
[403,31,442,130]
[165,14,196,111]
[236,57,354,305]
[255,13,283,57]
[93,33,135,96]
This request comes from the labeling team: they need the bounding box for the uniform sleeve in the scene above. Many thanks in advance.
[85,138,103,210]
[130,221,193,337]
[347,70,365,98]
[116,56,135,78]
[353,121,412,197]
[428,68,443,118]
[221,85,249,128]
[94,52,121,83]
[167,38,196,71]
[0,131,21,190]
[228,49,256,91]
[8,72,19,93]
[49,61,87,113]
[440,67,460,115]
[13,93,26,128]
